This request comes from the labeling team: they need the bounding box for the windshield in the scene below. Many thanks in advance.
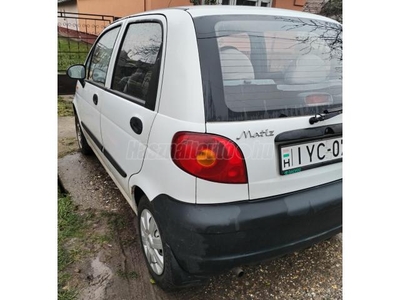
[193,15,342,122]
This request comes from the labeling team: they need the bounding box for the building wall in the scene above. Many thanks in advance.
[58,1,79,30]
[58,2,78,13]
[76,0,191,18]
[73,0,191,36]
[61,0,308,38]
[273,0,306,11]
[147,0,192,11]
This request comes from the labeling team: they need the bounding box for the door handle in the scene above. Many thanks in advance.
[130,117,143,135]
[93,94,98,105]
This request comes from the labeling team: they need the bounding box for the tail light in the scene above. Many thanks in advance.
[171,132,248,184]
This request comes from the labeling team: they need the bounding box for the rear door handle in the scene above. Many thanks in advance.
[93,94,98,105]
[130,117,143,135]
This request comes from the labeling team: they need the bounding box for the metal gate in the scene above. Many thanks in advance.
[58,11,118,73]
[58,11,119,94]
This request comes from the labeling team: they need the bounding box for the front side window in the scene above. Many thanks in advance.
[111,22,163,108]
[88,26,120,85]
[194,15,342,122]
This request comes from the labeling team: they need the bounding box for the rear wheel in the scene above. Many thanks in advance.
[140,208,165,276]
[138,196,200,291]
[75,114,92,155]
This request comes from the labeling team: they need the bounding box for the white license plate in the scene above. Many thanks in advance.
[279,136,342,175]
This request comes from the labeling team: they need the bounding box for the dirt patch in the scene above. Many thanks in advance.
[79,252,113,300]
[58,116,78,157]
[58,153,126,210]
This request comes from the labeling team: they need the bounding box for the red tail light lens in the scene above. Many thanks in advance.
[171,132,248,184]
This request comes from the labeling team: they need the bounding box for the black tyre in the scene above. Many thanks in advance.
[75,113,92,155]
[138,196,202,291]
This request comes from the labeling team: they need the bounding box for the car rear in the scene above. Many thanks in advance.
[191,8,342,202]
[154,7,342,277]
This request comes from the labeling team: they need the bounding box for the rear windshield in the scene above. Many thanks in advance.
[193,15,342,122]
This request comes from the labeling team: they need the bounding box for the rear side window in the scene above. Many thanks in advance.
[111,22,163,109]
[88,26,120,85]
[194,15,342,122]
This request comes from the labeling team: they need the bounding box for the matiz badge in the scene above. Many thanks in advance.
[236,129,275,140]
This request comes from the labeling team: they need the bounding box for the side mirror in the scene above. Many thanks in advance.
[66,64,86,80]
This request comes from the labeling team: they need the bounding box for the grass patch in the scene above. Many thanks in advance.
[58,37,90,72]
[58,193,85,242]
[90,233,113,244]
[58,289,78,300]
[116,269,139,280]
[58,138,79,158]
[60,137,77,147]
[58,190,87,299]
[57,188,136,299]
[101,211,128,231]
[100,210,136,247]
[58,97,74,117]
[58,246,74,273]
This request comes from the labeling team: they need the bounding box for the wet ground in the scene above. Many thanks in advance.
[58,106,342,299]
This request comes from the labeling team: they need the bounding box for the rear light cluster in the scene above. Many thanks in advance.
[171,132,248,184]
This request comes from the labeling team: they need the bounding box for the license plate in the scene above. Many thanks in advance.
[279,136,342,175]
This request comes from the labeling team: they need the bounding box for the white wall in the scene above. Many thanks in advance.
[58,2,79,31]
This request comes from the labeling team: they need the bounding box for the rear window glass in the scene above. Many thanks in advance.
[194,15,342,122]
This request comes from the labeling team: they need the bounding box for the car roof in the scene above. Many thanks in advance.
[115,6,339,25]
[187,6,335,21]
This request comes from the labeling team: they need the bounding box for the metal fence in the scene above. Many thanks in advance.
[58,11,119,72]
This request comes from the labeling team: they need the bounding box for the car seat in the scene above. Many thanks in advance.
[219,46,255,81]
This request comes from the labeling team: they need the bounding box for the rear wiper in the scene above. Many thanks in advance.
[309,107,343,125]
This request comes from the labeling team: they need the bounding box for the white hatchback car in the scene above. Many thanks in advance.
[67,6,342,290]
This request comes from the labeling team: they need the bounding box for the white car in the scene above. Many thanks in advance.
[67,6,342,290]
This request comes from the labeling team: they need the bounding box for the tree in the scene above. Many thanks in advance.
[303,0,342,23]
[275,16,342,61]
[320,0,342,23]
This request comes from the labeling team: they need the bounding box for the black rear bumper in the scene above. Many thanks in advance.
[151,180,342,275]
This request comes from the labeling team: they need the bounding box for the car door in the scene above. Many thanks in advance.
[74,25,121,151]
[100,16,165,194]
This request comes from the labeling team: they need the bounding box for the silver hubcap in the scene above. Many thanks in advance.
[140,209,164,275]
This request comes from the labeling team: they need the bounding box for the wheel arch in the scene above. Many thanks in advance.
[132,185,145,213]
